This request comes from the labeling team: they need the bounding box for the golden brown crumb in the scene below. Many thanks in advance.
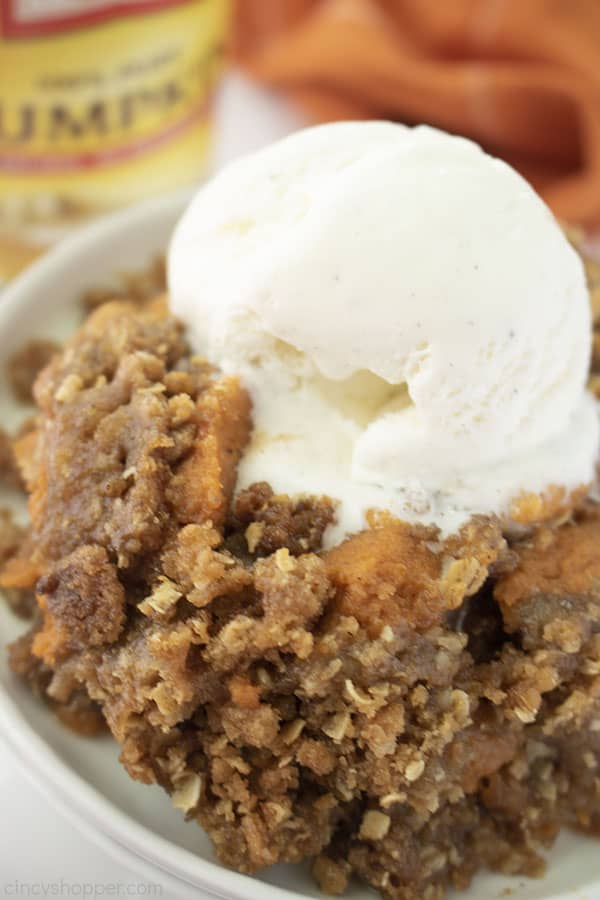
[229,482,336,556]
[229,674,261,710]
[325,521,447,635]
[33,545,126,666]
[16,300,249,572]
[312,855,350,895]
[166,376,252,530]
[509,484,589,527]
[495,509,600,614]
[325,516,506,636]
[0,508,33,617]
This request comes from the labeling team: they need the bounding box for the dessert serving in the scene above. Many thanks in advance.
[2,122,600,900]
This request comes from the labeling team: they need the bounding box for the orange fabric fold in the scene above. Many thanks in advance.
[233,0,600,227]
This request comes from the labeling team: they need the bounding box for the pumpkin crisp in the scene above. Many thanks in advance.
[2,290,600,900]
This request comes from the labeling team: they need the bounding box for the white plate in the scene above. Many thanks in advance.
[0,193,598,900]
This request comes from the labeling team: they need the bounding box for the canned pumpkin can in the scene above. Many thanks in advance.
[0,0,230,281]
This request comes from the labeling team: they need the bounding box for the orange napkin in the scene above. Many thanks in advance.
[234,0,600,228]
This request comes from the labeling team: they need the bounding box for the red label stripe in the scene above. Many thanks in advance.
[1,0,190,38]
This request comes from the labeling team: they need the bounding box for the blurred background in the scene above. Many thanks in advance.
[1,0,600,283]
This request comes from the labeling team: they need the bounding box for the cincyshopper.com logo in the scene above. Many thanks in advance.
[3,881,163,897]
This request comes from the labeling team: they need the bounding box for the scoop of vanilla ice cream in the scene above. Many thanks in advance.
[169,122,598,542]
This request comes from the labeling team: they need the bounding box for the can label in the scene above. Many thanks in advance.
[0,0,229,277]
[2,1,190,36]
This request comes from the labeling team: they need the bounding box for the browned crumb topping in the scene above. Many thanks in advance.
[167,376,251,531]
[2,236,600,899]
[14,300,249,573]
[326,522,451,635]
[228,482,336,557]
[34,546,126,665]
[509,484,590,527]
[7,339,60,403]
[0,508,33,617]
[8,626,105,735]
[495,506,600,635]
